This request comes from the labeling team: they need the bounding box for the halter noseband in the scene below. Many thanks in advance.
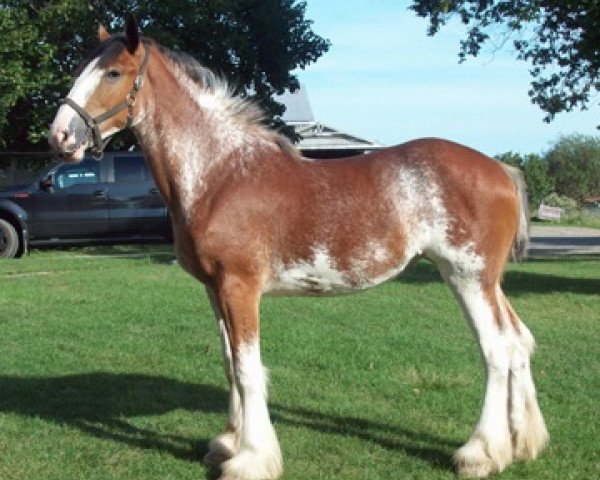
[62,44,150,159]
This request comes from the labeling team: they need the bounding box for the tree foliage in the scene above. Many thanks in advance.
[545,134,600,201]
[496,151,554,207]
[0,0,330,151]
[497,135,600,205]
[410,1,600,124]
[495,151,522,169]
[522,154,554,207]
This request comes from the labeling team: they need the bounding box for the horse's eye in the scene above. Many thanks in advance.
[106,69,121,80]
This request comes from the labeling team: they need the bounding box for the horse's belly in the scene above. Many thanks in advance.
[263,245,410,296]
[264,265,359,296]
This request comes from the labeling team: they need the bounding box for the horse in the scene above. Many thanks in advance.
[48,15,548,480]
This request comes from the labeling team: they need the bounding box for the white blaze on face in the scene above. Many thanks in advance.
[50,58,105,147]
[68,57,105,105]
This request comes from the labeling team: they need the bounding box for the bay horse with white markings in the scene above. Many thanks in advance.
[49,16,548,479]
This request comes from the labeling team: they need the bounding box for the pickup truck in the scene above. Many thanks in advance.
[0,152,171,258]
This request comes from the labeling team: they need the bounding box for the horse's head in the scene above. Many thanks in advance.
[49,15,148,161]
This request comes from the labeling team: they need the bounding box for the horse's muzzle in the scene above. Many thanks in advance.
[48,107,90,161]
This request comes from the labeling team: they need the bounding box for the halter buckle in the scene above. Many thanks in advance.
[134,74,144,91]
[126,93,137,107]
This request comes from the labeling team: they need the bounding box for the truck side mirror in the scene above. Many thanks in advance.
[39,175,54,192]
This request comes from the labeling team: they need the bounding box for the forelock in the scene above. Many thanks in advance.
[73,36,132,76]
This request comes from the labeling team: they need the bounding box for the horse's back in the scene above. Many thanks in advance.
[309,137,518,235]
[368,137,512,187]
[302,137,515,200]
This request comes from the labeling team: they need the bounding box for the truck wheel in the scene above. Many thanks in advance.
[0,218,20,259]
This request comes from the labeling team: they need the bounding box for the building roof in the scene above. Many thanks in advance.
[276,85,384,153]
[290,122,384,152]
[278,86,315,123]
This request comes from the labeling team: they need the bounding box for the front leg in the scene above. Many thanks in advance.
[208,277,282,480]
[204,287,242,468]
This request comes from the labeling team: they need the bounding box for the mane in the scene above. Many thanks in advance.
[152,41,303,160]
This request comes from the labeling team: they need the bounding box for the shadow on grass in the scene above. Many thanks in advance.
[502,269,600,296]
[397,259,600,296]
[271,403,459,472]
[0,373,221,462]
[0,372,458,472]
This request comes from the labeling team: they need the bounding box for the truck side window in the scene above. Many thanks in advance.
[54,161,99,189]
[113,155,149,183]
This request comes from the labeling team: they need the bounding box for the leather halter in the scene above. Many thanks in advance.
[62,44,150,159]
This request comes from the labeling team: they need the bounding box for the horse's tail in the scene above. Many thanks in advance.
[501,163,530,261]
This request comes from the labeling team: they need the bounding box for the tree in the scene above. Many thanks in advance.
[495,151,523,169]
[0,3,77,151]
[0,1,330,151]
[496,151,554,206]
[545,134,600,201]
[522,154,554,207]
[410,1,600,124]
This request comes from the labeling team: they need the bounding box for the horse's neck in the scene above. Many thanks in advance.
[134,63,275,219]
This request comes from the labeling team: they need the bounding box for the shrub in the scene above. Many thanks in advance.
[541,193,580,220]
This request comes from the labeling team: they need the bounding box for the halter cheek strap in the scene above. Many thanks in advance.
[62,44,150,159]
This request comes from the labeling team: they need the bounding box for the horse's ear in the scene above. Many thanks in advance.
[124,14,140,54]
[98,24,110,42]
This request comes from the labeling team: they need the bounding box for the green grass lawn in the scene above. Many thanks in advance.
[0,247,598,479]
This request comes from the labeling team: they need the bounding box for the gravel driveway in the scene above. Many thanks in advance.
[529,225,600,256]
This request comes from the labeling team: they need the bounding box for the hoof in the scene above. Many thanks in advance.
[512,403,549,461]
[454,435,512,478]
[204,432,238,468]
[218,448,282,480]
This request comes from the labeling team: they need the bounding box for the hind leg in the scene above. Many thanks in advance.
[499,292,549,461]
[440,269,514,477]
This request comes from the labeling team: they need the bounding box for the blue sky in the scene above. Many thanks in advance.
[296,1,598,156]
